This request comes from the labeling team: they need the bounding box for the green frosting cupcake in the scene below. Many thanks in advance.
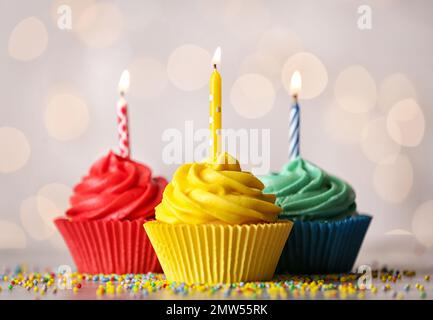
[260,158,356,221]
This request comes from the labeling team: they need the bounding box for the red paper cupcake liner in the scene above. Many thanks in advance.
[55,218,162,274]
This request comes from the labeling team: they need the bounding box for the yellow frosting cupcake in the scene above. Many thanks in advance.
[144,153,293,284]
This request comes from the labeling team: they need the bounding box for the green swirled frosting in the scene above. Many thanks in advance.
[260,158,356,221]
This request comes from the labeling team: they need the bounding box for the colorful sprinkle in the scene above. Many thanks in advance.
[0,265,428,300]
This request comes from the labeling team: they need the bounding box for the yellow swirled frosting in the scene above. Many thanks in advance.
[155,153,281,224]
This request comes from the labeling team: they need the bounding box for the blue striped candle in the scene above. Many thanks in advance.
[289,96,300,161]
[289,71,302,162]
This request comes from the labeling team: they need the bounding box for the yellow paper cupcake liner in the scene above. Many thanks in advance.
[144,221,293,284]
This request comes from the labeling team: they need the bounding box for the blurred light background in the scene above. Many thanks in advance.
[0,0,432,270]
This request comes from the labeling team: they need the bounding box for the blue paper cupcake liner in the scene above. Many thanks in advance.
[276,214,372,274]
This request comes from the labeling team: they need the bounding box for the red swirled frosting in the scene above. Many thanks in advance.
[66,151,167,221]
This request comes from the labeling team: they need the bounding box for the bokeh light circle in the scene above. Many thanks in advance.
[129,56,168,99]
[281,52,328,100]
[386,98,425,147]
[334,65,377,113]
[230,73,276,119]
[167,44,211,91]
[0,220,26,249]
[20,196,56,240]
[378,73,417,112]
[240,28,302,86]
[240,53,283,87]
[361,117,401,164]
[0,127,31,173]
[75,3,124,48]
[412,201,433,247]
[37,183,72,230]
[8,17,48,61]
[44,93,89,141]
[324,104,371,144]
[373,154,413,203]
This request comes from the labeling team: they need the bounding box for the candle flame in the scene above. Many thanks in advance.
[118,70,130,94]
[290,70,302,96]
[212,47,221,67]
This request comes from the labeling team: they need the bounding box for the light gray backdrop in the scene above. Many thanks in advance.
[0,0,432,271]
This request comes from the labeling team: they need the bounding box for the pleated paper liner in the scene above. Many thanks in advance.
[144,221,293,284]
[55,218,162,274]
[276,214,372,274]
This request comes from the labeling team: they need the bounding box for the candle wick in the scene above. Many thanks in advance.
[213,64,217,70]
[292,94,298,103]
[120,91,125,97]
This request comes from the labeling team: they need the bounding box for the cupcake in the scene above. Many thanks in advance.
[260,158,371,274]
[144,152,293,284]
[55,151,167,274]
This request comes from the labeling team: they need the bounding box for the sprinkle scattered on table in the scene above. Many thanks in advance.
[0,265,430,300]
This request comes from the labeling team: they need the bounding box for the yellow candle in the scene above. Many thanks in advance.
[209,47,222,161]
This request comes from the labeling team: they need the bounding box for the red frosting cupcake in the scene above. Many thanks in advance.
[55,151,167,274]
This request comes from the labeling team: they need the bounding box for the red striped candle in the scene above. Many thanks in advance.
[117,70,130,158]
